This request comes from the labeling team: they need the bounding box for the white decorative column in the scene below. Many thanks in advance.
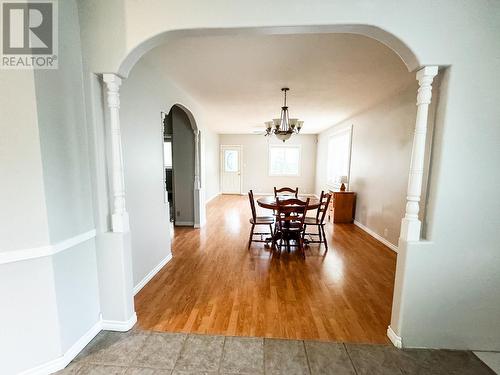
[400,66,438,242]
[194,129,201,191]
[98,73,135,331]
[193,129,204,227]
[103,73,130,233]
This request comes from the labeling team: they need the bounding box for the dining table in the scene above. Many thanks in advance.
[256,195,320,247]
[256,195,320,211]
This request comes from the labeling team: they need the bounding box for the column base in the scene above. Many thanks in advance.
[399,217,421,242]
[194,187,205,228]
[112,211,130,233]
[95,231,135,325]
[102,312,137,332]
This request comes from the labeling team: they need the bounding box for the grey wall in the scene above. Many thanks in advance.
[316,83,415,245]
[316,81,437,247]
[0,70,49,251]
[33,0,100,353]
[171,106,195,224]
[219,134,317,195]
[120,60,172,286]
[0,1,101,373]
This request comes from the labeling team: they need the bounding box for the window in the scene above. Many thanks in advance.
[327,127,352,187]
[163,141,172,168]
[224,149,239,172]
[269,145,301,176]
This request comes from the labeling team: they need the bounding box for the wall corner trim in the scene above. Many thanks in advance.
[133,253,173,295]
[387,326,403,348]
[0,229,97,265]
[101,313,138,332]
[353,220,398,253]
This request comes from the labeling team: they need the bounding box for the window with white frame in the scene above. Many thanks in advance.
[269,144,301,176]
[327,127,352,187]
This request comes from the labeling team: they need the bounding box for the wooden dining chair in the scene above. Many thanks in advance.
[247,190,274,249]
[275,197,310,257]
[274,186,299,198]
[303,191,332,250]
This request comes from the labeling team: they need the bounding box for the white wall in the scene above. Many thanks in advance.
[0,258,61,374]
[316,82,425,246]
[219,134,317,195]
[203,130,220,201]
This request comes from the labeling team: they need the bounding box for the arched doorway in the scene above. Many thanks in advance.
[98,26,439,348]
[163,104,201,227]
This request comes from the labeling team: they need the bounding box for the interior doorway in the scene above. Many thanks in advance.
[163,105,197,226]
[162,112,175,222]
[220,145,242,194]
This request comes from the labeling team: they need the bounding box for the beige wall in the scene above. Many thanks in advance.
[219,134,317,195]
[120,59,173,286]
[316,83,430,246]
[203,130,220,200]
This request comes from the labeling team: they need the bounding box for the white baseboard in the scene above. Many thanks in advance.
[387,326,403,348]
[175,221,194,226]
[101,312,137,332]
[20,312,138,374]
[133,253,173,295]
[206,192,220,203]
[354,220,398,253]
[20,320,102,375]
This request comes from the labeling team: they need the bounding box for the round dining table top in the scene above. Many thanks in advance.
[256,195,320,210]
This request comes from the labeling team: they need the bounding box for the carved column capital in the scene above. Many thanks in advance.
[416,66,438,106]
[103,74,122,109]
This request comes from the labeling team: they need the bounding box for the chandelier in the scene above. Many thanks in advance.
[265,88,303,142]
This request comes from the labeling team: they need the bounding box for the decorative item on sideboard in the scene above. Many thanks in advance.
[337,175,349,191]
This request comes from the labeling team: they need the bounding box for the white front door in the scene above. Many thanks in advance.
[221,145,242,194]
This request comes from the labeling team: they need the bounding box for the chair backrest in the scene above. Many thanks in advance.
[276,197,310,231]
[274,186,299,198]
[248,190,257,221]
[316,191,332,224]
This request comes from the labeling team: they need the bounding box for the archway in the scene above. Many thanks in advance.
[99,25,439,348]
[163,104,202,228]
[117,25,421,78]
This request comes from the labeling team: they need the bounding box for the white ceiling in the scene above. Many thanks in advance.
[144,33,414,134]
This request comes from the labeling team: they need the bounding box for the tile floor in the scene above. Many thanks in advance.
[57,330,497,374]
[475,352,500,374]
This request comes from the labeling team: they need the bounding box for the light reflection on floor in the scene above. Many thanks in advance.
[322,250,345,285]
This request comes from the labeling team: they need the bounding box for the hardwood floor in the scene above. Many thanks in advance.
[135,195,397,343]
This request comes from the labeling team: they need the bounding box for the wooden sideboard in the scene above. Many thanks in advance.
[328,191,356,223]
